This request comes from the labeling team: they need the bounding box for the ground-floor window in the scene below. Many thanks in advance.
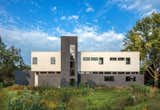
[104,76,114,81]
[126,76,136,82]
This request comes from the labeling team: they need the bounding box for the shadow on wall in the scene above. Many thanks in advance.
[14,70,34,86]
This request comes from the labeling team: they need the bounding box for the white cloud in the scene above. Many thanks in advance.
[55,25,125,51]
[68,15,79,20]
[0,27,60,64]
[85,3,94,13]
[115,0,160,16]
[60,16,66,20]
[51,6,57,12]
[60,15,79,20]
[86,7,94,12]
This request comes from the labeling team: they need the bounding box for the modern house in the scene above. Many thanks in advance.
[31,36,144,87]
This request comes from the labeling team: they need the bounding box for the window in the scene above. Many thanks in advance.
[32,57,38,64]
[126,57,130,64]
[93,72,98,74]
[91,57,98,61]
[70,61,74,68]
[126,76,136,82]
[99,72,103,74]
[51,57,55,64]
[70,45,75,61]
[118,57,124,61]
[104,76,114,81]
[104,72,111,74]
[70,69,75,76]
[83,57,90,61]
[112,72,117,74]
[99,57,104,64]
[118,72,124,74]
[126,72,130,74]
[110,57,117,61]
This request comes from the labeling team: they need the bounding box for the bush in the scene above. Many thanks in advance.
[8,91,48,110]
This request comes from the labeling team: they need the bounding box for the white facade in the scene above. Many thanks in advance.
[79,52,139,73]
[31,51,139,73]
[31,52,61,72]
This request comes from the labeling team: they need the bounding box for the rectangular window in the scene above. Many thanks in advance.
[93,72,98,74]
[110,57,117,61]
[32,57,38,64]
[118,72,124,74]
[99,57,104,64]
[118,57,124,61]
[70,69,75,76]
[91,57,98,61]
[70,45,75,61]
[51,57,55,64]
[104,72,111,74]
[126,57,130,64]
[104,76,114,81]
[83,57,90,61]
[126,76,136,82]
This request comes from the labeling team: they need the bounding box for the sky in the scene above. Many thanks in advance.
[0,0,160,65]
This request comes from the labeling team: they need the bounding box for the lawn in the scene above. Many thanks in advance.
[0,84,160,110]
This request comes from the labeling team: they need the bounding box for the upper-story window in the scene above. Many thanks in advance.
[118,57,124,61]
[83,57,90,61]
[32,57,38,64]
[91,57,98,61]
[51,57,56,64]
[126,57,131,64]
[110,57,117,61]
[99,57,104,64]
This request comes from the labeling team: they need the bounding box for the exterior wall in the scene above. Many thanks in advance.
[79,52,139,72]
[61,36,78,86]
[31,52,61,72]
[81,74,144,86]
[37,73,61,87]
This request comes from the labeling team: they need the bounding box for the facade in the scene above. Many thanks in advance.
[31,36,144,87]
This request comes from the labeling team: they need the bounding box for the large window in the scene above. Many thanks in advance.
[91,57,98,61]
[70,45,75,60]
[83,57,90,61]
[32,57,38,64]
[110,57,117,61]
[104,76,114,81]
[51,57,55,64]
[118,57,124,61]
[126,57,131,64]
[99,57,104,64]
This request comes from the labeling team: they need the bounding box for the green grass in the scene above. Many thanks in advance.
[0,85,160,110]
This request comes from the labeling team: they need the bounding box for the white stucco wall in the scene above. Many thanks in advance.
[31,52,61,71]
[79,52,140,72]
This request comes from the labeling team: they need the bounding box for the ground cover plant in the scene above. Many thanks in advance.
[0,84,160,110]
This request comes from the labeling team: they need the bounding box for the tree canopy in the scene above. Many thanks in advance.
[123,13,160,87]
[0,36,29,86]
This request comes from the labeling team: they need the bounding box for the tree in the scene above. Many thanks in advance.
[123,13,160,87]
[0,36,28,86]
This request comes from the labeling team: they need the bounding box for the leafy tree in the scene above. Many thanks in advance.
[123,13,160,87]
[0,36,29,86]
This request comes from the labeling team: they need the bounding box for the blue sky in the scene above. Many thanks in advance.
[0,0,160,65]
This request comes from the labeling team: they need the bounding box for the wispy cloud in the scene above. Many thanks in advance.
[114,0,160,16]
[51,6,57,12]
[0,27,60,64]
[85,3,94,13]
[60,15,79,20]
[55,25,125,51]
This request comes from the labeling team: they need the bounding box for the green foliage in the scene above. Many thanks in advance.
[2,85,160,110]
[0,36,29,87]
[123,13,160,87]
